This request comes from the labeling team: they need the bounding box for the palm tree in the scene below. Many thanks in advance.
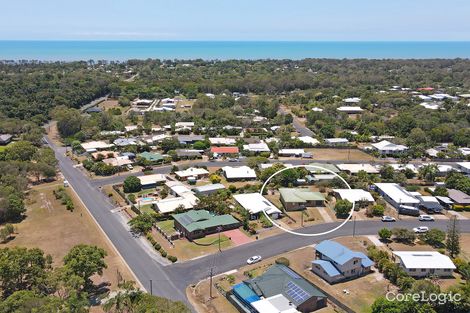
[419,164,439,182]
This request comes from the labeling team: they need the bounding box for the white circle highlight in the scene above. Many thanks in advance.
[259,164,355,237]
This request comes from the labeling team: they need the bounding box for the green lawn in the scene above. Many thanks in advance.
[0,146,7,152]
[156,219,175,233]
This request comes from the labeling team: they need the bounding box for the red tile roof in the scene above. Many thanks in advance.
[211,146,239,154]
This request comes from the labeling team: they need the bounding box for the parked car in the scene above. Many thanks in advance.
[228,158,239,162]
[127,164,134,170]
[413,226,429,233]
[419,215,435,222]
[247,255,262,265]
[63,180,69,187]
[381,216,396,222]
[141,166,153,172]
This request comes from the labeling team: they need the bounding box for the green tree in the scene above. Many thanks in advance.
[4,141,38,161]
[63,244,107,288]
[334,199,352,217]
[0,247,52,298]
[123,176,142,193]
[378,228,392,241]
[392,228,416,244]
[418,164,439,183]
[423,228,446,248]
[446,216,461,258]
[128,213,156,235]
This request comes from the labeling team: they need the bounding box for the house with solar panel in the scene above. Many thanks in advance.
[172,209,240,240]
[311,240,374,284]
[230,264,327,313]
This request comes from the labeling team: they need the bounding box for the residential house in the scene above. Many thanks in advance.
[175,149,202,159]
[393,251,456,277]
[333,189,374,204]
[324,138,349,146]
[138,174,167,189]
[0,134,13,145]
[222,166,257,181]
[210,146,240,156]
[456,162,470,174]
[374,183,420,213]
[416,195,443,213]
[278,149,305,157]
[447,189,470,208]
[102,156,133,167]
[175,167,209,181]
[296,136,320,146]
[279,188,325,211]
[209,137,237,146]
[371,140,408,155]
[192,183,226,196]
[172,209,240,240]
[231,264,327,313]
[307,163,340,174]
[243,141,270,153]
[137,152,165,163]
[311,240,374,284]
[177,135,205,145]
[153,181,199,214]
[114,138,139,147]
[233,193,282,219]
[336,106,363,114]
[337,163,379,174]
[81,141,114,152]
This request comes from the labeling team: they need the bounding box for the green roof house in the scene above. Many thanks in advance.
[172,210,240,240]
[138,151,164,163]
[279,188,326,211]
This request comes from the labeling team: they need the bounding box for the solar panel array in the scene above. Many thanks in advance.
[280,266,301,279]
[286,281,310,304]
[179,215,193,225]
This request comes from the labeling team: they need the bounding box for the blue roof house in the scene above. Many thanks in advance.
[311,240,374,284]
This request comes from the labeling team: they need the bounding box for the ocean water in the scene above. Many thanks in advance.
[0,41,470,61]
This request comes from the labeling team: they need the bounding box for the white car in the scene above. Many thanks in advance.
[381,216,396,222]
[419,215,435,222]
[413,226,429,233]
[247,255,262,265]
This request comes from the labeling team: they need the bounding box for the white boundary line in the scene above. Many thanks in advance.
[68,184,145,290]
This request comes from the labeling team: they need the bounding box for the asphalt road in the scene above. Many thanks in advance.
[45,136,470,308]
[278,105,315,137]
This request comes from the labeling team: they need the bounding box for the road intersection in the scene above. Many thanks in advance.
[45,136,470,306]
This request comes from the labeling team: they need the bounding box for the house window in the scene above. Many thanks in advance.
[421,269,426,272]
[409,269,416,272]
[353,260,358,265]
[351,269,356,274]
[444,269,451,272]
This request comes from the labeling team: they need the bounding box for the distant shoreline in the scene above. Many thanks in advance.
[1,41,470,61]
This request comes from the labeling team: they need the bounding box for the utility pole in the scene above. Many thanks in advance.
[149,279,153,295]
[352,216,356,237]
[209,268,214,298]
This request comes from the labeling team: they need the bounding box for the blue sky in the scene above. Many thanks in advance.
[2,0,470,41]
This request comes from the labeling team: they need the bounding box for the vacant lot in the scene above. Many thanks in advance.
[99,99,121,111]
[2,181,134,290]
[304,148,375,161]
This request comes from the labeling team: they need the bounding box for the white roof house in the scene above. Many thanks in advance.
[458,147,470,156]
[233,193,282,217]
[296,136,320,146]
[81,141,114,152]
[311,107,324,112]
[174,122,195,128]
[138,174,167,186]
[389,164,418,173]
[259,163,293,170]
[278,149,305,156]
[457,162,470,174]
[374,183,420,207]
[419,102,440,110]
[393,251,456,277]
[251,294,300,313]
[333,189,375,203]
[337,106,363,113]
[324,138,349,145]
[371,140,408,154]
[209,137,237,145]
[337,163,379,174]
[243,141,270,153]
[175,167,209,179]
[222,166,257,180]
[154,181,199,214]
[343,97,361,103]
